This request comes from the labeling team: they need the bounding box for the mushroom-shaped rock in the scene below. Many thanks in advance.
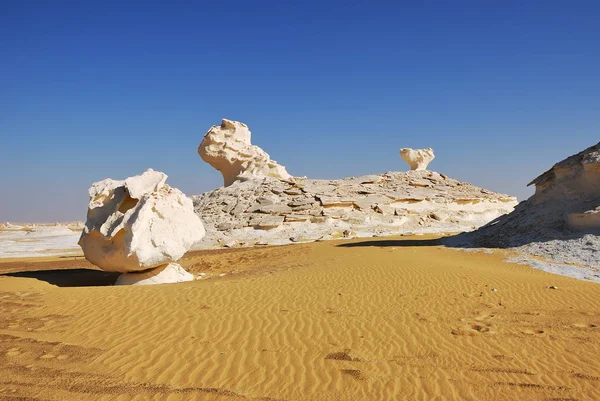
[78,169,205,274]
[114,263,194,286]
[400,148,435,171]
[199,119,291,187]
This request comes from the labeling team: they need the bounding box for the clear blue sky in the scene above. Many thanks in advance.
[1,1,598,222]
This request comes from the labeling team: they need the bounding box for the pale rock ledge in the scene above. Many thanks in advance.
[198,119,291,187]
[447,141,600,273]
[192,170,517,249]
[400,148,435,171]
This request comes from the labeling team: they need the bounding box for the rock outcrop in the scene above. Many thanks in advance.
[198,119,291,187]
[79,169,205,285]
[528,142,600,231]
[447,142,600,275]
[400,148,435,171]
[192,170,517,249]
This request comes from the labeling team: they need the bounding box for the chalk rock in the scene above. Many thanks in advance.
[447,141,600,272]
[25,225,73,237]
[528,142,600,205]
[192,170,517,249]
[199,119,291,187]
[114,263,194,286]
[79,169,205,273]
[400,148,435,171]
[568,207,600,231]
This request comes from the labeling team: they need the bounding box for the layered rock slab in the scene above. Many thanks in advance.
[447,142,600,273]
[192,170,517,249]
[79,169,205,284]
[198,119,291,187]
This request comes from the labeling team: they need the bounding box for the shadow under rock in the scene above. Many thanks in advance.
[2,268,120,287]
[337,238,443,248]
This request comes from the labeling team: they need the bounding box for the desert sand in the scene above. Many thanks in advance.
[1,236,599,401]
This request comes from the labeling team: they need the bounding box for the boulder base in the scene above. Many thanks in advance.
[115,263,195,286]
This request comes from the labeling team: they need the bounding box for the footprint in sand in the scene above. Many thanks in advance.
[341,369,366,381]
[572,323,597,329]
[452,323,493,336]
[474,312,496,321]
[453,312,496,336]
[325,350,361,362]
[521,329,544,335]
[6,348,20,357]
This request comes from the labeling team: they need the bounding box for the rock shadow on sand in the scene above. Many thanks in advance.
[2,268,120,287]
[337,238,442,248]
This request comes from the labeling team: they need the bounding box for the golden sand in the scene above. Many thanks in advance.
[0,236,599,400]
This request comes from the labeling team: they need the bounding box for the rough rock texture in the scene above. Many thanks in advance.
[400,148,435,171]
[198,119,291,187]
[114,263,194,286]
[447,142,600,277]
[192,170,517,249]
[79,169,205,278]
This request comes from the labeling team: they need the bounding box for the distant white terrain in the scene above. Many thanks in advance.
[0,222,82,258]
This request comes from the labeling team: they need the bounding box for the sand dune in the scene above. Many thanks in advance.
[1,236,599,400]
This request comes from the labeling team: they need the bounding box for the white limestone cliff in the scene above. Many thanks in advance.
[79,169,205,284]
[198,119,291,187]
[528,142,600,231]
[447,141,600,276]
[400,148,435,171]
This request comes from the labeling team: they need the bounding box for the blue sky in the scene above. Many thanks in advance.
[1,1,599,222]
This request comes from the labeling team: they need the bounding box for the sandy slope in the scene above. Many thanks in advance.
[0,236,599,401]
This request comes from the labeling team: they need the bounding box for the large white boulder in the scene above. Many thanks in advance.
[114,263,194,286]
[198,119,291,187]
[79,169,205,273]
[400,148,435,171]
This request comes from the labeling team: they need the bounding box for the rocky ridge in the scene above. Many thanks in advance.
[446,141,600,279]
[192,170,517,248]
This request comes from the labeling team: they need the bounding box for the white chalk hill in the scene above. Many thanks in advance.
[193,119,518,248]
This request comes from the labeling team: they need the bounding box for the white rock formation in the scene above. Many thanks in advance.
[79,169,205,284]
[25,225,74,237]
[447,141,600,278]
[192,170,517,249]
[199,119,291,187]
[114,263,194,286]
[0,223,81,258]
[400,148,435,171]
